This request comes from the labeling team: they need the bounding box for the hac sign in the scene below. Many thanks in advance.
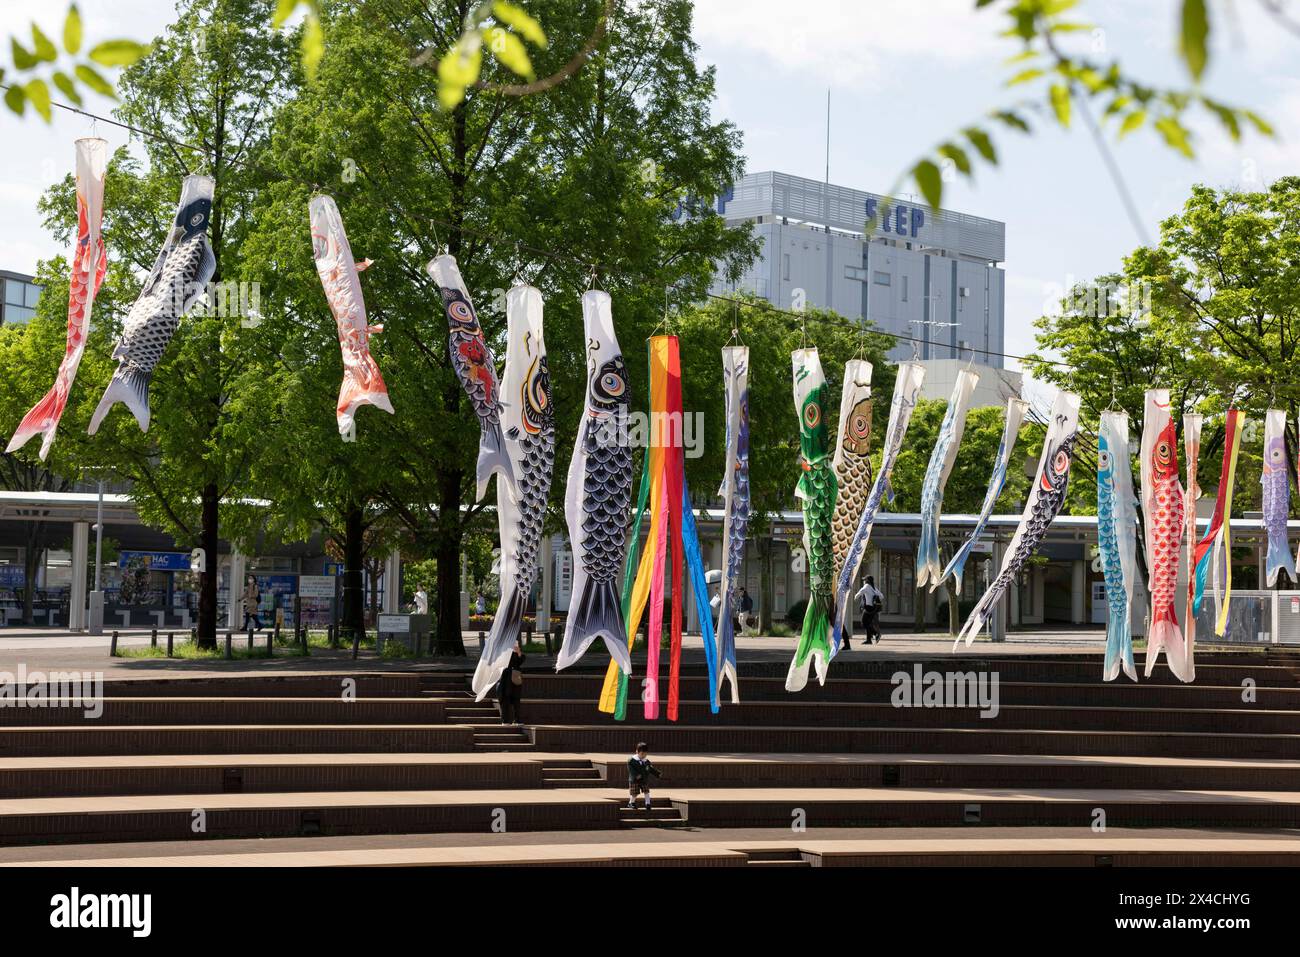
[865,198,924,238]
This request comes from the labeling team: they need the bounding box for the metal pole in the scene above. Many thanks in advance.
[94,478,103,591]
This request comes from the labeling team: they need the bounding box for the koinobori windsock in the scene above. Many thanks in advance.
[1183,413,1203,683]
[786,347,838,692]
[429,253,513,503]
[714,344,750,705]
[941,397,1029,591]
[1262,408,1295,587]
[955,390,1080,648]
[472,286,554,700]
[8,138,108,460]
[1193,408,1244,642]
[916,368,979,590]
[1098,411,1138,682]
[829,358,873,635]
[309,195,394,438]
[89,174,216,435]
[1140,389,1188,681]
[831,361,926,653]
[558,290,633,676]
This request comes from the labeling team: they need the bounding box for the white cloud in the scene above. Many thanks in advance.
[694,0,1005,89]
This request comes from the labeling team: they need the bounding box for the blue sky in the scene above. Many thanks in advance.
[3,0,1298,397]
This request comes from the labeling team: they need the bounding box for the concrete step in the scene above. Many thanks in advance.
[0,697,449,727]
[8,828,1300,867]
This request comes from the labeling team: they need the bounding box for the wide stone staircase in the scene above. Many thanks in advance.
[3,652,1300,866]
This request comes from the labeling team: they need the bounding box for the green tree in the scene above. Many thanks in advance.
[245,0,755,653]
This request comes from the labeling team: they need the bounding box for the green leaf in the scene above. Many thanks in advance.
[273,0,300,29]
[913,159,942,211]
[1154,116,1194,158]
[493,2,548,48]
[963,127,997,164]
[483,26,533,79]
[1179,0,1209,82]
[74,62,115,97]
[64,4,83,54]
[31,23,58,62]
[11,38,37,70]
[52,70,81,105]
[438,34,482,110]
[1049,83,1071,127]
[24,78,51,121]
[1005,67,1043,87]
[937,142,972,176]
[1118,109,1146,138]
[992,110,1030,132]
[4,83,26,115]
[301,13,323,81]
[1243,110,1274,137]
[88,39,150,67]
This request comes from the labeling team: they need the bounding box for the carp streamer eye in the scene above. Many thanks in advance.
[1098,451,1111,469]
[448,300,475,324]
[852,414,870,437]
[599,371,625,396]
[804,403,821,429]
[1053,450,1069,474]
[1270,442,1285,464]
[1157,441,1171,461]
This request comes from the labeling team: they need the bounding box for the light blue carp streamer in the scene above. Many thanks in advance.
[1097,414,1136,682]
[915,370,978,590]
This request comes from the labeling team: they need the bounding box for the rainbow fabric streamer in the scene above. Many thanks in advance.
[1182,413,1203,682]
[597,336,716,720]
[7,138,108,460]
[786,348,838,692]
[1192,409,1243,641]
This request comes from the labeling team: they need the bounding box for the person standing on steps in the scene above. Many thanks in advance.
[855,575,884,644]
[475,592,487,616]
[497,638,525,725]
[739,586,754,633]
[627,742,661,810]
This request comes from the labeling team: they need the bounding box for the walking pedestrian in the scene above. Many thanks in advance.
[497,639,525,725]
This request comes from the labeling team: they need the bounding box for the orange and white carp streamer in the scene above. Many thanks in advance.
[8,138,108,460]
[309,194,394,439]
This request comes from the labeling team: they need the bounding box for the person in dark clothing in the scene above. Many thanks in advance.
[856,575,884,644]
[738,587,754,633]
[497,640,525,725]
[626,742,661,810]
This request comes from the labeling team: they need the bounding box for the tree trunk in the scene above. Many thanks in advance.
[758,534,775,634]
[197,483,218,648]
[945,576,960,636]
[341,504,366,640]
[21,522,45,626]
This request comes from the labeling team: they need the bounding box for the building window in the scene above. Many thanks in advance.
[844,265,867,281]
[2,279,40,325]
[873,271,891,286]
[782,253,790,281]
[901,275,909,302]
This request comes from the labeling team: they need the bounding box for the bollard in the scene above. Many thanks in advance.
[274,618,281,643]
[328,624,337,649]
[414,630,422,656]
[109,630,119,657]
[266,629,274,658]
[166,632,174,658]
[351,629,361,660]
[224,631,233,659]
[150,628,157,648]
[247,628,255,650]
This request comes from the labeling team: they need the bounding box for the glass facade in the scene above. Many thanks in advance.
[1,273,42,325]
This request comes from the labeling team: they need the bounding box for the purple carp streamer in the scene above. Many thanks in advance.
[429,254,513,503]
[714,345,750,705]
[1262,408,1295,587]
[309,195,394,438]
[829,359,873,644]
[831,361,926,653]
[472,286,555,700]
[940,397,1028,591]
[89,174,216,435]
[955,390,1081,648]
[8,138,108,460]
[915,368,979,590]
